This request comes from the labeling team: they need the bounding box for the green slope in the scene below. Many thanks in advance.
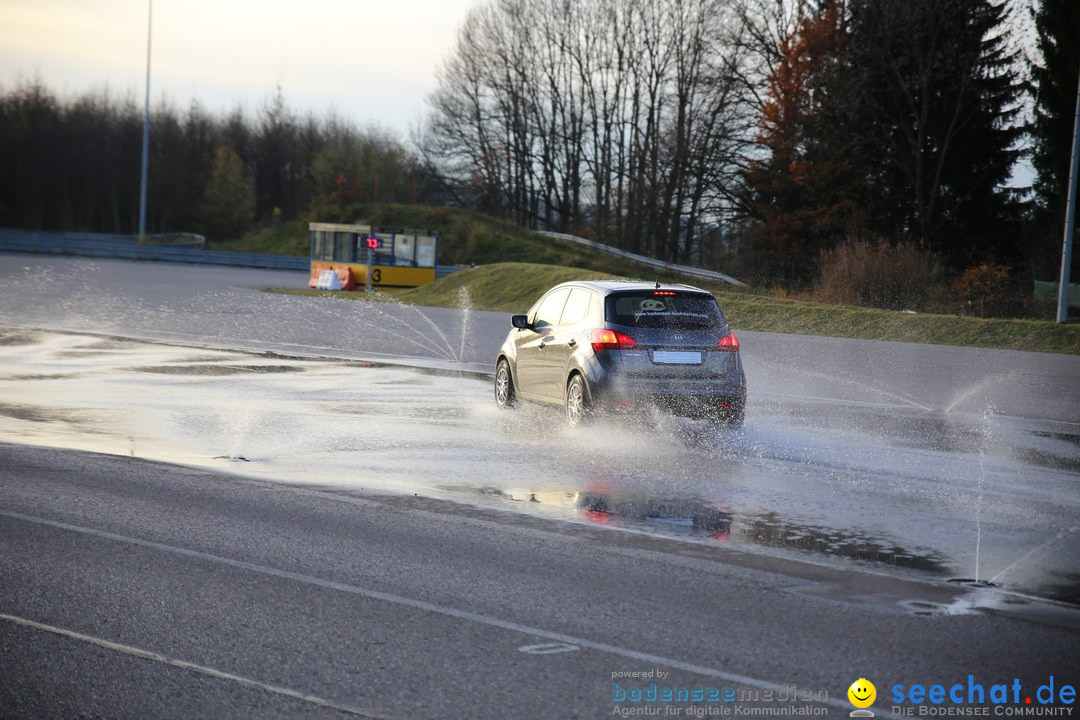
[235,204,1079,355]
[278,262,1080,355]
[219,203,703,280]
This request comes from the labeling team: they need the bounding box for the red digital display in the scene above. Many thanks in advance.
[365,237,379,249]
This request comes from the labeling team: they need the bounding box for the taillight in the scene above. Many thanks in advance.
[717,333,739,351]
[591,328,637,352]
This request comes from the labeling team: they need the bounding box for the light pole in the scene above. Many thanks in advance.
[137,0,153,241]
[1056,64,1080,324]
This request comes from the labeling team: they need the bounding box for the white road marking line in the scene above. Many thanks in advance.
[1,509,879,717]
[0,612,384,719]
[518,642,580,655]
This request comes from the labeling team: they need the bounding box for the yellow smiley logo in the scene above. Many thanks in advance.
[848,678,877,709]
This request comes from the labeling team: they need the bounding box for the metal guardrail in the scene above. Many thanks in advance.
[538,230,746,286]
[0,230,310,271]
[436,265,467,280]
[0,229,466,278]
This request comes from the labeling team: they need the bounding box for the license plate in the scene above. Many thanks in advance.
[652,351,702,365]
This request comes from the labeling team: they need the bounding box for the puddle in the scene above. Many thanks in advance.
[1013,447,1080,473]
[1,328,1079,605]
[132,364,307,376]
[451,484,950,574]
[0,330,42,346]
[0,403,87,424]
[948,578,999,589]
[1030,430,1080,446]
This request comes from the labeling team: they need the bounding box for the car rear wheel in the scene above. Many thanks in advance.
[495,359,516,409]
[725,406,745,428]
[566,374,590,427]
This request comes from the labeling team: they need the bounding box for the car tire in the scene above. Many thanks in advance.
[727,405,745,428]
[565,374,590,428]
[495,358,516,409]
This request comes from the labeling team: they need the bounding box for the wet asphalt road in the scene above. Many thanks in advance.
[1,255,1077,422]
[1,254,1080,718]
[3,443,1079,720]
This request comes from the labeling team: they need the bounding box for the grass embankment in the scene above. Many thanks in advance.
[214,203,659,276]
[279,262,1080,355]
[397,263,618,310]
[228,204,1078,355]
[709,289,1080,354]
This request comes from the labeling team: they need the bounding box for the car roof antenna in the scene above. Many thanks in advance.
[655,275,661,289]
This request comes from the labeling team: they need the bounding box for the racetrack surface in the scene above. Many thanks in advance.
[1,254,1079,718]
[3,443,1079,719]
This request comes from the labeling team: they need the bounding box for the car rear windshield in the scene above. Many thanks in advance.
[605,291,724,330]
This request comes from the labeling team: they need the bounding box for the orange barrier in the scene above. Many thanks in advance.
[309,264,356,291]
[336,266,355,291]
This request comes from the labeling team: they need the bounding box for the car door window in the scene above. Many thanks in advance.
[532,289,570,330]
[559,288,592,326]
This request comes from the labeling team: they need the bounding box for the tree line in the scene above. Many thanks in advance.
[422,0,753,266]
[0,84,440,242]
[421,0,1079,287]
[1,0,1077,294]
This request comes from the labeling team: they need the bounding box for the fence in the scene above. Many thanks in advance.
[538,230,746,286]
[1033,280,1080,308]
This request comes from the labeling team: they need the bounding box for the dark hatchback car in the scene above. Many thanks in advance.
[494,280,746,427]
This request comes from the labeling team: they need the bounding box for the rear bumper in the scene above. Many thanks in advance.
[587,369,747,418]
[602,392,746,419]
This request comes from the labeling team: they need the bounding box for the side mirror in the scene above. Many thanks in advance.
[511,314,530,330]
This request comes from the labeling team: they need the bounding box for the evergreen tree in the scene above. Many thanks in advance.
[843,0,1025,270]
[201,143,255,242]
[0,83,441,237]
[745,1,859,283]
[1030,0,1080,279]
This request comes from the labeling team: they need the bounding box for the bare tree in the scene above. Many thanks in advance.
[424,0,756,264]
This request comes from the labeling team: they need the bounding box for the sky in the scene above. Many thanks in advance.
[0,0,1038,187]
[0,0,479,137]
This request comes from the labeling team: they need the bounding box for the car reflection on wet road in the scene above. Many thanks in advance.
[1,327,1077,604]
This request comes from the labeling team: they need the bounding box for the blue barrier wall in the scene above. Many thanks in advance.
[0,229,462,278]
[0,230,309,271]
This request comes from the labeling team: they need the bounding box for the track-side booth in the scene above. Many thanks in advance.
[308,222,439,291]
